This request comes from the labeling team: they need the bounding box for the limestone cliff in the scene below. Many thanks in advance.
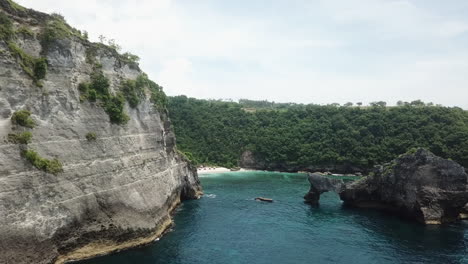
[0,1,202,264]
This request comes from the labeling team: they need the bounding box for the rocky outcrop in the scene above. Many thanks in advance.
[304,173,344,205]
[305,149,468,224]
[239,150,264,170]
[0,2,201,264]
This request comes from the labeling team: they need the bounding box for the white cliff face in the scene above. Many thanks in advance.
[0,3,202,264]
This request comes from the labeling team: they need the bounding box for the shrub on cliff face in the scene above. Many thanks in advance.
[88,89,97,102]
[16,26,34,37]
[105,93,129,124]
[11,110,35,128]
[22,149,63,175]
[120,52,140,68]
[33,57,47,80]
[0,12,14,41]
[121,76,146,108]
[1,13,45,84]
[150,85,168,111]
[78,73,129,124]
[8,131,33,144]
[177,149,198,166]
[85,132,97,141]
[8,42,34,75]
[6,0,26,12]
[40,14,85,51]
[7,42,47,85]
[120,74,167,110]
[41,17,70,47]
[121,79,141,108]
[78,82,89,102]
[80,73,167,124]
[90,72,111,98]
[85,46,97,65]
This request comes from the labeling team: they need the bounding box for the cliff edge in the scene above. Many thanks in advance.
[0,1,202,263]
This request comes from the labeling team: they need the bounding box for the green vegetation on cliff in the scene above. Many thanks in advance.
[168,96,468,170]
[120,73,167,110]
[79,72,167,124]
[11,110,35,128]
[8,131,33,144]
[7,42,48,85]
[5,0,25,12]
[22,149,63,175]
[79,71,130,124]
[1,10,48,86]
[40,13,87,51]
[0,12,14,40]
[85,132,97,141]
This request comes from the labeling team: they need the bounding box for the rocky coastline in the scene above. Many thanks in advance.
[305,149,468,224]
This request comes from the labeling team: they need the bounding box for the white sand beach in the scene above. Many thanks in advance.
[197,167,255,175]
[197,167,231,174]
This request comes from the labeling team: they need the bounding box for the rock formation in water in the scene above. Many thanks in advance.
[303,173,344,205]
[305,149,468,224]
[0,1,202,264]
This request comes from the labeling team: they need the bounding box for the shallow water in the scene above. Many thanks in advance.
[78,171,468,264]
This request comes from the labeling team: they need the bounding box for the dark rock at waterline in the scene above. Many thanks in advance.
[305,149,468,224]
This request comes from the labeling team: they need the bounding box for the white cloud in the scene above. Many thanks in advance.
[319,0,468,39]
[157,58,194,95]
[15,0,468,108]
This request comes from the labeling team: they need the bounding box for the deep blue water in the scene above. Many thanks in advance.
[79,171,468,264]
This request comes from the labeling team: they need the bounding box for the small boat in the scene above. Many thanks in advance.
[255,197,273,203]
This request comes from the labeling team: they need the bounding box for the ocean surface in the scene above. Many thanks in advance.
[78,171,468,264]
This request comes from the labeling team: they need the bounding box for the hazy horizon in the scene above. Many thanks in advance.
[16,0,468,109]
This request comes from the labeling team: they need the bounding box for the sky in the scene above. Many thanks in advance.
[16,0,468,108]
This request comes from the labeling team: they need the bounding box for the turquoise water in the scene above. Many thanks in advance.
[79,171,468,264]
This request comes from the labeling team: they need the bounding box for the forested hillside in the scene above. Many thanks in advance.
[168,96,468,172]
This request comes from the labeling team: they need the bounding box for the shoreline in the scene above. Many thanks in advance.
[197,167,255,175]
[197,167,362,177]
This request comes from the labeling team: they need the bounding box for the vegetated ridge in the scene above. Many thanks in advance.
[168,96,468,173]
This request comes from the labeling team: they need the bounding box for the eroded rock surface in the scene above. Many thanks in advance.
[0,2,201,264]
